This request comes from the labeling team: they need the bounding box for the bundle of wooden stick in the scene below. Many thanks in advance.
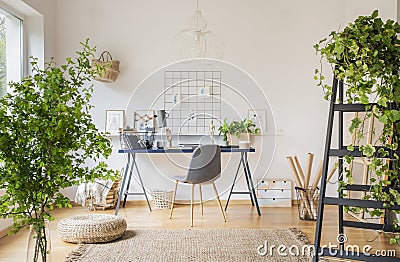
[287,153,337,220]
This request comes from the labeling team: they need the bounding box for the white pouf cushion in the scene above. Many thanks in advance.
[57,214,127,243]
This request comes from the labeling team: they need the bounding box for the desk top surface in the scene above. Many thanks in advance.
[118,147,255,154]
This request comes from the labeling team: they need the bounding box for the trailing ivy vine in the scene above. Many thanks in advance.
[314,10,400,245]
[0,39,116,261]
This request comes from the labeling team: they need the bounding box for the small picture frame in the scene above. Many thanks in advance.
[248,109,266,133]
[105,110,124,135]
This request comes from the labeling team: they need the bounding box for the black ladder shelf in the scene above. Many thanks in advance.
[313,78,400,262]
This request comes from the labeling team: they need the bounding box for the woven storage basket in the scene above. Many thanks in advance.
[92,51,120,83]
[151,190,173,209]
[57,214,127,244]
[93,179,120,210]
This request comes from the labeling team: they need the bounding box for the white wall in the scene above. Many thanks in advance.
[28,0,400,200]
[22,0,55,60]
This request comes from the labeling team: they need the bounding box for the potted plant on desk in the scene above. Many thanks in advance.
[218,118,231,146]
[218,118,260,146]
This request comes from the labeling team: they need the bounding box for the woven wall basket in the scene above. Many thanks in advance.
[92,51,120,83]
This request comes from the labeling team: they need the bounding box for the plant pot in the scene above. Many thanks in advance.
[220,140,229,146]
[227,133,251,146]
[26,219,52,262]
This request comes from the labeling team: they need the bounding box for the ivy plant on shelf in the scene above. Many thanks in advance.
[0,39,116,261]
[314,10,400,245]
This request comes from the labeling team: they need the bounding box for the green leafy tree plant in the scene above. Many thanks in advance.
[314,10,400,245]
[0,39,115,261]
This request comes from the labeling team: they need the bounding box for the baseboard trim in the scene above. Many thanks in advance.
[117,199,300,206]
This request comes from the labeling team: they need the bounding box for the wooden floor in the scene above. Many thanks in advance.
[0,201,399,261]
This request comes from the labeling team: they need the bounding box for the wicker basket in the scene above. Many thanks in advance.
[92,179,120,210]
[92,51,120,83]
[151,190,173,209]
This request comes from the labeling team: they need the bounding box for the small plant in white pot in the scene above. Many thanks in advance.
[219,118,260,146]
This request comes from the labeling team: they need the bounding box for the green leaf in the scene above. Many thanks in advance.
[362,144,376,157]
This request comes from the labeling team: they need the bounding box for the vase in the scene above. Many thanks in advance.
[26,219,52,262]
[227,133,251,146]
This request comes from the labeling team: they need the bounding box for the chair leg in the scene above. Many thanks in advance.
[212,182,226,222]
[191,184,195,227]
[199,185,204,215]
[169,180,179,219]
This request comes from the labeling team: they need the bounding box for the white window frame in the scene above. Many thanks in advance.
[0,1,25,91]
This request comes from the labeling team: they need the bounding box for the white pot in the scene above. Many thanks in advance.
[227,133,251,146]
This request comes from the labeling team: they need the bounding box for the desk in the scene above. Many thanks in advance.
[115,147,261,216]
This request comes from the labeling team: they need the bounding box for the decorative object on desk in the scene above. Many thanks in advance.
[165,128,173,148]
[220,140,229,146]
[134,110,155,130]
[0,39,117,262]
[156,141,165,149]
[219,118,260,146]
[172,0,224,59]
[151,190,174,209]
[105,110,124,135]
[218,118,230,145]
[120,129,155,150]
[156,109,169,128]
[248,109,267,133]
[209,119,216,143]
[92,51,120,83]
[239,140,250,149]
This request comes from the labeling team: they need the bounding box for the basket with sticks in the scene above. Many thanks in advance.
[287,153,338,221]
[295,187,319,220]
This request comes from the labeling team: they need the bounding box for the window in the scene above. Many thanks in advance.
[0,7,22,97]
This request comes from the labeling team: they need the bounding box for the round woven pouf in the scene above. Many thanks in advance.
[57,214,127,244]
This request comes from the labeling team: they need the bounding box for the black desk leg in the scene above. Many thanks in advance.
[241,152,255,206]
[115,153,131,215]
[134,157,152,211]
[225,158,242,211]
[244,152,261,216]
[123,153,136,207]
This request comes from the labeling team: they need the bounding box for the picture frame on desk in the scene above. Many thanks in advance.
[105,110,124,135]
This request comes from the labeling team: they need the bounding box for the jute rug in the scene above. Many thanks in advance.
[65,228,312,262]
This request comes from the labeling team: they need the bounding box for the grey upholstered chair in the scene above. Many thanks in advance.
[169,144,226,227]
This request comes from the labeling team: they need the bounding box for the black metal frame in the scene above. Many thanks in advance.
[114,152,152,215]
[313,78,400,261]
[224,151,261,216]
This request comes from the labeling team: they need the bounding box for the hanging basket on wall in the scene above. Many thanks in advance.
[92,51,120,83]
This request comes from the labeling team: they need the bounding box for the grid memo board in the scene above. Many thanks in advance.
[164,71,222,134]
